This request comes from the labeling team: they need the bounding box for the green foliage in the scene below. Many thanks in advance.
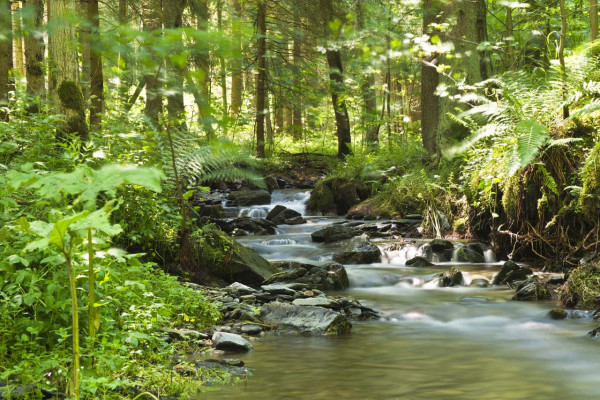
[559,263,600,308]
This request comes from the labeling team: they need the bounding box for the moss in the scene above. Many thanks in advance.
[453,216,468,234]
[579,141,600,219]
[57,80,84,111]
[501,175,520,222]
[559,263,600,308]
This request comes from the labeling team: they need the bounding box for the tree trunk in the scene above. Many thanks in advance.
[291,19,303,141]
[190,0,214,139]
[559,0,569,118]
[506,5,515,69]
[117,0,130,105]
[230,0,243,117]
[88,0,104,130]
[326,49,352,158]
[0,0,13,121]
[217,0,228,120]
[255,0,266,158]
[12,2,25,76]
[24,0,46,110]
[592,0,599,48]
[421,0,440,155]
[163,0,187,131]
[143,0,163,127]
[49,0,88,141]
[79,0,90,111]
[357,0,378,151]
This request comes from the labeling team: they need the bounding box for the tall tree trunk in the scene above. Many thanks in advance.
[49,0,88,141]
[592,0,599,49]
[421,0,440,155]
[12,2,25,76]
[217,0,228,120]
[190,0,214,139]
[357,0,378,152]
[0,0,13,121]
[79,0,90,112]
[24,0,46,110]
[255,0,266,158]
[291,17,303,141]
[326,49,352,158]
[88,0,104,130]
[559,0,569,118]
[230,0,243,117]
[163,0,187,131]
[506,5,515,69]
[117,0,130,105]
[143,0,163,127]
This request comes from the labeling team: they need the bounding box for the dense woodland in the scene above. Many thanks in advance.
[3,0,600,398]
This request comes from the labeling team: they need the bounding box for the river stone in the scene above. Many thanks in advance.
[284,216,307,225]
[292,297,341,309]
[406,256,434,267]
[265,261,350,290]
[514,278,550,301]
[261,283,298,295]
[162,328,209,341]
[492,261,533,285]
[227,190,271,206]
[455,243,485,263]
[430,239,454,253]
[332,235,381,264]
[211,332,253,351]
[226,282,257,296]
[260,302,351,335]
[311,226,359,243]
[238,324,263,335]
[438,268,463,287]
[266,205,302,224]
[548,308,568,320]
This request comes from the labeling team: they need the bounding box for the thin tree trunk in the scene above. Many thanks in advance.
[24,0,46,110]
[357,0,377,151]
[559,0,569,118]
[79,0,90,111]
[163,0,187,131]
[230,0,243,117]
[592,0,598,55]
[291,18,302,141]
[0,0,13,121]
[506,6,515,69]
[118,0,130,105]
[49,0,88,141]
[421,0,440,155]
[326,49,352,158]
[88,0,104,130]
[217,0,228,120]
[143,0,163,127]
[255,0,266,158]
[12,2,25,76]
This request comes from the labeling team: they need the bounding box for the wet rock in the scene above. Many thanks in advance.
[311,225,359,243]
[232,217,277,235]
[261,283,298,296]
[211,332,253,351]
[237,324,263,335]
[260,302,351,335]
[307,177,371,216]
[226,282,257,296]
[438,268,463,287]
[514,278,550,301]
[406,256,434,267]
[264,261,349,290]
[196,205,225,218]
[588,327,600,338]
[460,297,491,302]
[492,261,533,285]
[285,216,307,225]
[264,176,280,192]
[266,205,302,224]
[292,297,341,309]
[429,239,454,253]
[204,358,245,367]
[469,278,490,288]
[161,328,209,341]
[227,190,271,206]
[332,235,382,264]
[455,243,485,263]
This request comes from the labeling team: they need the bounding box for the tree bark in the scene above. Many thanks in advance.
[0,0,13,121]
[421,0,440,155]
[592,0,599,47]
[24,0,46,109]
[88,0,104,130]
[49,0,88,141]
[357,0,378,152]
[506,5,515,69]
[255,0,266,158]
[163,0,187,131]
[559,0,569,118]
[230,0,243,117]
[217,0,228,120]
[291,17,303,141]
[12,2,25,76]
[142,0,163,127]
[326,49,352,158]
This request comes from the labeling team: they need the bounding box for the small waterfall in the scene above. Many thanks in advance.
[235,189,311,218]
[261,238,298,246]
[239,207,268,218]
[483,248,496,263]
[380,243,424,264]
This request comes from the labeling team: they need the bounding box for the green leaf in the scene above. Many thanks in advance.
[507,119,549,176]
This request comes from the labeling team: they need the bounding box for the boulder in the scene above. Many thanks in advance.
[514,278,550,301]
[548,308,568,320]
[430,239,454,253]
[492,261,533,285]
[307,177,370,216]
[455,243,485,263]
[201,228,278,287]
[266,205,302,224]
[311,225,359,243]
[227,190,271,206]
[261,283,298,295]
[438,268,463,287]
[232,217,277,235]
[284,216,307,225]
[260,302,351,335]
[332,235,381,264]
[226,282,257,296]
[406,256,434,267]
[264,261,349,291]
[292,297,341,309]
[264,176,280,192]
[211,332,253,351]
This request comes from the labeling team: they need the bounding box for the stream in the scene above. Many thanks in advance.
[198,190,600,400]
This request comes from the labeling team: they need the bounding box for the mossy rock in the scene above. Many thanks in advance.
[306,177,370,216]
[559,263,600,308]
[196,227,278,287]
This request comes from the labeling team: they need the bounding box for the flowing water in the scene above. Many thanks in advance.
[199,190,600,400]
